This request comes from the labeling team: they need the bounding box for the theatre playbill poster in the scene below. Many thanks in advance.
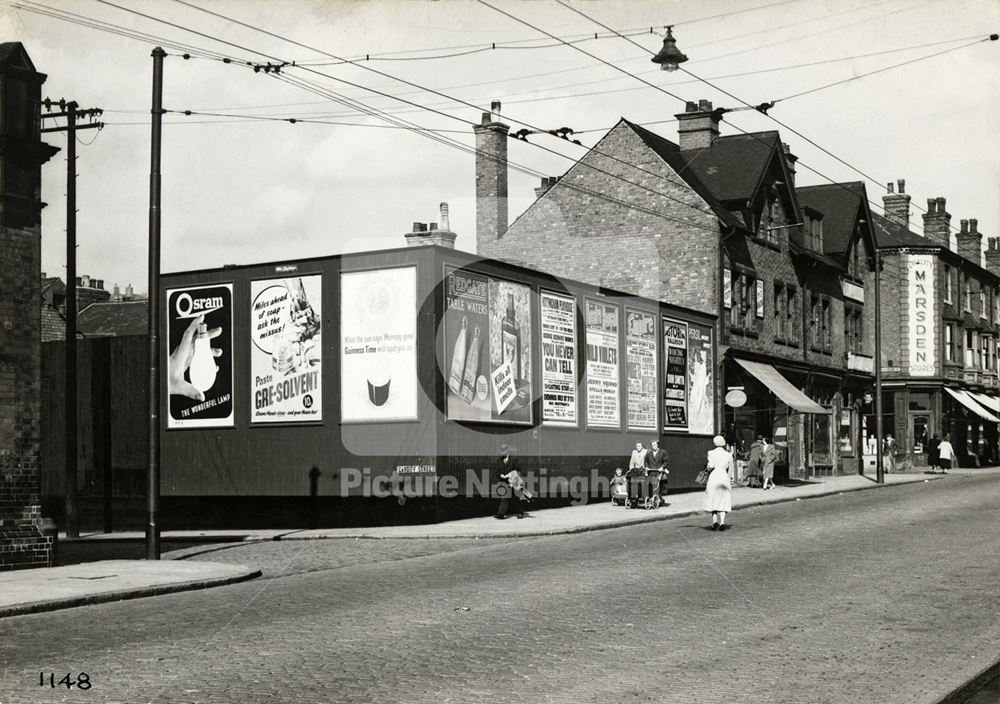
[585,299,620,428]
[540,291,577,426]
[663,317,689,430]
[444,267,533,425]
[687,323,714,435]
[250,275,322,423]
[625,309,657,431]
[340,267,418,422]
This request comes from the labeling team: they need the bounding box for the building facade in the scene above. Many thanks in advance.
[480,100,874,478]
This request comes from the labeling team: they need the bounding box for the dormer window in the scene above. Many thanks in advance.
[803,207,823,253]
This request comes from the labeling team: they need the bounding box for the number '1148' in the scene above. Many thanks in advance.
[39,672,91,689]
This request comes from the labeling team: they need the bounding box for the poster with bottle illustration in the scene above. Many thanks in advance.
[540,291,577,426]
[340,267,417,422]
[585,299,620,428]
[250,275,322,423]
[166,283,234,429]
[444,267,532,424]
[687,324,714,435]
[625,309,657,431]
[663,317,689,430]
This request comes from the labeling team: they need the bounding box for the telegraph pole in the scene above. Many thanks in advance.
[41,100,103,539]
[874,247,885,484]
[146,47,166,560]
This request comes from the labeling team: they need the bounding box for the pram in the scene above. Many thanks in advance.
[624,468,668,510]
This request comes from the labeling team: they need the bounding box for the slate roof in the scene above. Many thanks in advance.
[77,300,148,337]
[870,212,934,248]
[40,301,66,342]
[796,182,867,255]
[678,131,782,204]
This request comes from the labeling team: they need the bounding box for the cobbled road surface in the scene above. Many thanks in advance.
[2,474,999,704]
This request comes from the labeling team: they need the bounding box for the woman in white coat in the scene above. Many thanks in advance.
[703,435,734,531]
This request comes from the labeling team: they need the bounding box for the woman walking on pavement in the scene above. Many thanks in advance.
[704,435,734,531]
[761,436,777,490]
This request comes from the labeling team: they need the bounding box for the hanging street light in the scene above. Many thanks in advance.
[651,25,688,72]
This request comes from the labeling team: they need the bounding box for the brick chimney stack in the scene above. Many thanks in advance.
[781,142,797,188]
[882,179,911,230]
[405,202,457,248]
[474,100,509,254]
[985,237,1000,279]
[675,99,720,151]
[534,176,560,199]
[921,195,951,250]
[957,218,983,266]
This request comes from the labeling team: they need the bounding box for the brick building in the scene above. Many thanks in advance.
[869,180,999,469]
[0,42,59,569]
[478,100,875,477]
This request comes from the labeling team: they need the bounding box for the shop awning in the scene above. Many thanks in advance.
[967,390,1000,416]
[944,387,1000,423]
[735,359,830,414]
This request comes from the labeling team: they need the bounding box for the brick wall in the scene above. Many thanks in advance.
[0,225,53,569]
[481,121,720,317]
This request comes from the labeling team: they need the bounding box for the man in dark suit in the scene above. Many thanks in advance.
[643,440,670,500]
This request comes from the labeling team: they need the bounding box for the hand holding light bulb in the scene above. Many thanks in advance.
[168,314,223,401]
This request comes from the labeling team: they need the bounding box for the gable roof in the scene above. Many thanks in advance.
[678,131,782,204]
[77,300,148,337]
[796,182,868,255]
[621,119,745,232]
[871,212,936,248]
[0,42,36,72]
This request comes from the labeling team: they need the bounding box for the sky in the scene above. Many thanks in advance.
[3,0,998,295]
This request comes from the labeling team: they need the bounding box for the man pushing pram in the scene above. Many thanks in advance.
[619,440,669,509]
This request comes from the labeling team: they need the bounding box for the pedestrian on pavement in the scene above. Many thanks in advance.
[703,435,734,531]
[928,434,941,471]
[628,442,647,474]
[644,439,670,502]
[494,444,527,519]
[746,434,764,488]
[883,434,897,473]
[937,434,955,474]
[761,436,778,490]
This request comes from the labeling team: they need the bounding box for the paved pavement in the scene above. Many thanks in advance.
[2,471,998,704]
[0,468,978,619]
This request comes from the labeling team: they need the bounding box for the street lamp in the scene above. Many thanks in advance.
[651,26,688,72]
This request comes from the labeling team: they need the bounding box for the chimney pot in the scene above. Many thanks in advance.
[927,198,936,213]
[887,182,894,194]
[698,99,712,111]
[970,218,978,234]
[936,196,945,210]
[491,100,501,113]
[429,222,438,231]
[440,202,450,231]
[481,112,491,125]
[897,179,906,194]
[125,284,133,297]
[961,219,969,233]
[412,221,423,232]
[685,101,697,112]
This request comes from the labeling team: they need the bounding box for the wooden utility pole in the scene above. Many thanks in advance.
[41,100,103,539]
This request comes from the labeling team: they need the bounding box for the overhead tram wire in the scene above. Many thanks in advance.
[549,0,993,237]
[9,0,247,63]
[141,0,728,222]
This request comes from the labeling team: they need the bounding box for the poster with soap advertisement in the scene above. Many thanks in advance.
[443,267,532,424]
[663,317,689,430]
[166,282,234,429]
[250,274,322,423]
[340,267,418,422]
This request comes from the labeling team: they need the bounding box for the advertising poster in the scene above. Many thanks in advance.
[663,317,689,430]
[250,275,322,423]
[906,253,936,376]
[540,291,577,425]
[585,299,620,428]
[444,267,532,424]
[166,283,234,429]
[340,267,418,422]
[687,323,714,434]
[723,269,732,309]
[625,309,657,431]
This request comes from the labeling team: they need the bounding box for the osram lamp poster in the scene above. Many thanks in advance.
[250,275,322,423]
[340,267,418,422]
[444,267,533,424]
[166,283,234,429]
